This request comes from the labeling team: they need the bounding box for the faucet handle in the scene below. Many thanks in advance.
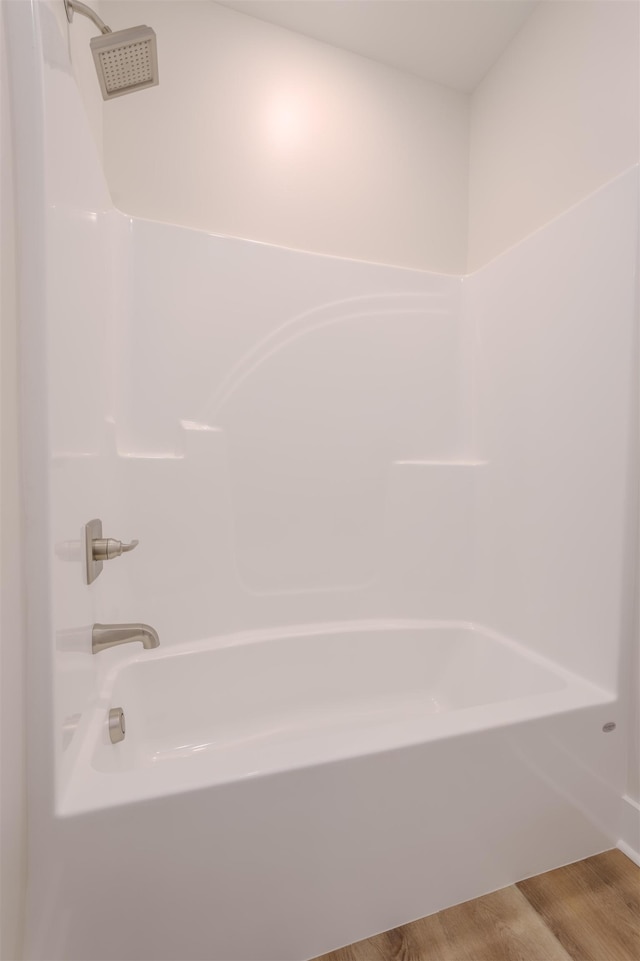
[92,537,139,561]
[84,519,139,584]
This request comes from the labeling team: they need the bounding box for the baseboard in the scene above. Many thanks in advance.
[617,794,640,867]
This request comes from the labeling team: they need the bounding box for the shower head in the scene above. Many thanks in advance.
[63,0,159,100]
[90,26,159,100]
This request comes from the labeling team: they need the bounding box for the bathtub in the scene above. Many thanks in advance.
[45,620,624,961]
[63,620,610,812]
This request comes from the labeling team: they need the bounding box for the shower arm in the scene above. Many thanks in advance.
[63,0,112,35]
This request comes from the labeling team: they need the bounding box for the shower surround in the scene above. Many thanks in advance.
[7,2,638,959]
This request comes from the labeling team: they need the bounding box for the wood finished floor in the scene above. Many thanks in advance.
[313,850,640,961]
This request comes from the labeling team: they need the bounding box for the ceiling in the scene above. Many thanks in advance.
[215,1,538,92]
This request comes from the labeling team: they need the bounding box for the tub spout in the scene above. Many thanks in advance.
[92,623,160,654]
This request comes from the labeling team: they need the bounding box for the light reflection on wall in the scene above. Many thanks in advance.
[264,89,312,154]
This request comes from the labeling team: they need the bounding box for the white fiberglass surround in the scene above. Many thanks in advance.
[6,2,638,960]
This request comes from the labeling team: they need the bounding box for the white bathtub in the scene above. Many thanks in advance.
[63,620,606,812]
[43,620,624,961]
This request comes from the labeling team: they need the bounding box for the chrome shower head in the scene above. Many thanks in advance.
[64,0,159,100]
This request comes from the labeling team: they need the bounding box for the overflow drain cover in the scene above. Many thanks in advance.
[109,707,126,744]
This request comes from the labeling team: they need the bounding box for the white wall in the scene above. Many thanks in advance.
[470,169,638,694]
[468,0,640,270]
[90,1,640,273]
[0,5,27,958]
[467,0,640,826]
[101,0,469,273]
[47,0,104,156]
[97,226,471,651]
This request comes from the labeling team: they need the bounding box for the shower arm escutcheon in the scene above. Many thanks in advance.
[63,0,112,35]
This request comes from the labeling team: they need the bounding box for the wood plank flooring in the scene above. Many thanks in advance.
[313,849,640,961]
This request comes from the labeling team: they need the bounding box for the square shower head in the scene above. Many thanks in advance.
[90,25,159,100]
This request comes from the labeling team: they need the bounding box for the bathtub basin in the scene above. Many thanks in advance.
[62,619,612,815]
[45,619,623,961]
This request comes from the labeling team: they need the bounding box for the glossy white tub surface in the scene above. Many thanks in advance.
[47,618,624,961]
[61,620,612,816]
